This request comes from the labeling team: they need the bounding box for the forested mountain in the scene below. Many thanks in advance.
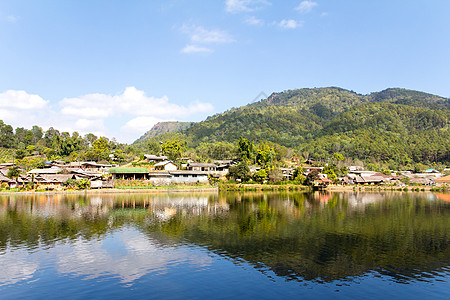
[134,87,450,165]
[134,121,194,144]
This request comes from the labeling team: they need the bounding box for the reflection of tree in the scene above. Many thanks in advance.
[145,192,450,282]
[0,192,449,284]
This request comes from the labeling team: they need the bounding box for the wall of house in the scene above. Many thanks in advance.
[149,178,172,186]
[164,164,177,171]
[171,175,208,184]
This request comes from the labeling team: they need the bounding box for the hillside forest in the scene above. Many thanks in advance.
[0,87,448,173]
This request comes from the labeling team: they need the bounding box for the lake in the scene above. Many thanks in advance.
[0,191,449,299]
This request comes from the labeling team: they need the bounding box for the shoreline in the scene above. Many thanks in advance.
[0,187,218,196]
[0,185,445,196]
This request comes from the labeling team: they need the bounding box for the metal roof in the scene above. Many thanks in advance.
[109,167,149,174]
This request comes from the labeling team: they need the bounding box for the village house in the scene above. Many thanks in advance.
[147,171,172,185]
[67,161,112,172]
[28,167,63,175]
[109,167,149,180]
[213,160,236,173]
[187,163,217,172]
[33,174,77,190]
[0,173,15,187]
[434,175,450,186]
[304,166,324,173]
[169,170,209,184]
[154,161,177,171]
[144,154,168,163]
[280,168,294,180]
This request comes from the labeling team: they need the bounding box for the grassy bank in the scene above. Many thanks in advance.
[0,186,218,196]
[328,185,448,193]
[218,183,309,192]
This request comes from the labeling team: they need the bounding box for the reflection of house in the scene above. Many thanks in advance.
[187,163,217,172]
[154,161,177,171]
[109,167,149,180]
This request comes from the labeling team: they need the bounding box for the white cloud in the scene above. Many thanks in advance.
[181,44,213,54]
[295,1,318,14]
[59,93,115,118]
[180,25,234,54]
[74,119,106,132]
[0,90,49,110]
[0,87,214,143]
[182,25,234,44]
[245,16,264,26]
[225,0,270,13]
[122,116,165,135]
[278,19,302,29]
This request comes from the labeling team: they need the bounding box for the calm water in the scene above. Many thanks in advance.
[0,191,449,299]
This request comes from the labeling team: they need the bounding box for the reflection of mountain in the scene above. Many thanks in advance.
[0,192,449,285]
[142,192,450,283]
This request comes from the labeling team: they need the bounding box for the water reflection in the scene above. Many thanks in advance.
[0,192,449,287]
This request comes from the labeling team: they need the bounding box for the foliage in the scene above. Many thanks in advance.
[6,166,20,179]
[195,141,237,161]
[267,168,283,183]
[132,87,450,167]
[323,166,337,182]
[305,169,320,186]
[65,178,90,190]
[253,169,267,183]
[227,162,251,182]
[255,142,276,166]
[161,139,186,161]
[237,136,253,161]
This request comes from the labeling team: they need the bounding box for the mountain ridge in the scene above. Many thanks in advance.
[133,87,449,164]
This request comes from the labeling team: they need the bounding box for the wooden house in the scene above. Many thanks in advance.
[435,175,450,186]
[154,161,177,171]
[108,167,149,180]
[187,163,217,172]
[144,155,168,163]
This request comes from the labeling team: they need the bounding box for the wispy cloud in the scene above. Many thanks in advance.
[225,0,270,13]
[0,87,214,143]
[278,19,302,29]
[5,15,17,23]
[0,90,49,110]
[295,1,318,14]
[180,25,234,54]
[181,44,213,54]
[183,25,234,44]
[245,16,264,26]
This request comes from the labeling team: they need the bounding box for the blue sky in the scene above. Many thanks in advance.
[0,0,449,143]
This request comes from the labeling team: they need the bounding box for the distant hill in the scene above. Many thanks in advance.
[133,87,450,164]
[134,121,194,144]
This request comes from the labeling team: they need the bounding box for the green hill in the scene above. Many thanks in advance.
[134,87,450,164]
[134,121,194,144]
